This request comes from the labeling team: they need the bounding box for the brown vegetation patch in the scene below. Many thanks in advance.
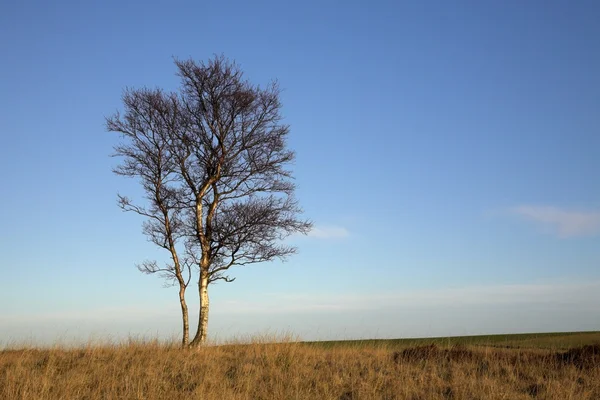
[555,344,600,369]
[524,382,545,398]
[392,344,477,363]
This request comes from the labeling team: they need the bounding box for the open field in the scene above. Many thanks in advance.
[307,331,600,350]
[1,332,599,399]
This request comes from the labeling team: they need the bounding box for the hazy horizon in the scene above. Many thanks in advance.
[3,279,599,346]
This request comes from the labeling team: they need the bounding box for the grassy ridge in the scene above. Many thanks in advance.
[1,332,599,399]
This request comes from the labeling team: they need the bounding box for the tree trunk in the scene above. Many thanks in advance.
[190,274,209,347]
[179,284,189,347]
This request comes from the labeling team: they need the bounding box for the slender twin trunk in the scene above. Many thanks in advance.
[189,190,215,347]
[178,285,189,347]
[164,215,190,347]
[170,255,190,348]
[169,250,190,348]
[190,269,209,347]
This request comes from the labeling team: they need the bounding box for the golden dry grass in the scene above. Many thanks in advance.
[1,335,599,399]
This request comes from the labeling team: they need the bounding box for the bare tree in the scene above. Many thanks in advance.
[107,55,311,347]
[107,88,192,347]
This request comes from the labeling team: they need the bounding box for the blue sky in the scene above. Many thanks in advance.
[1,0,599,345]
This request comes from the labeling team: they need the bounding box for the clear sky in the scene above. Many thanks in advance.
[1,0,599,345]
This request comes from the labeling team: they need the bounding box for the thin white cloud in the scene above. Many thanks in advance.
[213,281,600,314]
[307,225,349,239]
[511,205,600,237]
[208,282,600,341]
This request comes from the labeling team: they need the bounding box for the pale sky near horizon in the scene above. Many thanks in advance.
[1,0,599,346]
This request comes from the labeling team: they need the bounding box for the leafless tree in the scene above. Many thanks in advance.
[107,88,193,347]
[107,55,311,347]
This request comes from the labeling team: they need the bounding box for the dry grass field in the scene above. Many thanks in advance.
[1,332,599,399]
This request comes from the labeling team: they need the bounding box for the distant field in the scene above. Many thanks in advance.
[1,332,599,399]
[308,331,600,350]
